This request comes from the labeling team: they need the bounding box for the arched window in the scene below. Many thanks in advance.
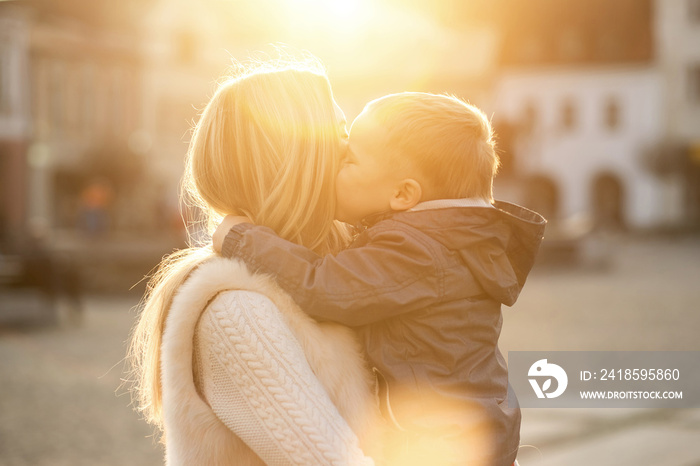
[0,43,12,116]
[520,101,538,134]
[525,175,559,220]
[688,64,700,103]
[560,98,576,131]
[177,30,197,64]
[591,172,625,230]
[604,97,621,131]
[689,0,700,22]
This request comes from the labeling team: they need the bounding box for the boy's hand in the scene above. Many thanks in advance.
[213,215,253,253]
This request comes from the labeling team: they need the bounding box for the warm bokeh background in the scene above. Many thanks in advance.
[1,0,699,465]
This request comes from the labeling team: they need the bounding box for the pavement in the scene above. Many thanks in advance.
[0,233,698,465]
[0,295,162,466]
[501,233,700,466]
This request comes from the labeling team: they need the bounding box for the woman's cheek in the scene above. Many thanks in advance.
[335,169,348,198]
[336,166,351,190]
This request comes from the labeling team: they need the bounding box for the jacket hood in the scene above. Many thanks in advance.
[387,201,546,306]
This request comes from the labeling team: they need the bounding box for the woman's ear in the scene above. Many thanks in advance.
[389,179,422,212]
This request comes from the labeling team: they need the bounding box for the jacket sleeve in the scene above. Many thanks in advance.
[221,223,445,327]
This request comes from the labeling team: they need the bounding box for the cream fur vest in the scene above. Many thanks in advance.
[161,257,376,465]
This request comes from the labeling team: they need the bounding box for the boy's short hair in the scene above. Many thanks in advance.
[365,92,499,201]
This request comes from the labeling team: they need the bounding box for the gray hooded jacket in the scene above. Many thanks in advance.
[222,200,546,465]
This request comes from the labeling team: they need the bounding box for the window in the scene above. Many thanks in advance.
[517,35,545,63]
[689,0,700,22]
[32,58,49,138]
[604,97,621,130]
[81,64,94,133]
[177,31,197,64]
[0,44,12,116]
[558,29,586,61]
[689,65,700,104]
[520,101,538,134]
[560,98,577,131]
[109,69,124,138]
[48,61,65,136]
[64,64,81,135]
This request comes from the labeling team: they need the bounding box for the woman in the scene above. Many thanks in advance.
[128,59,378,465]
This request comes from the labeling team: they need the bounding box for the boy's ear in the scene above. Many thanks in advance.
[390,179,422,212]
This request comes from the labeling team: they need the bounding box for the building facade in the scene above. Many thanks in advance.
[488,0,700,229]
[492,67,671,228]
[0,1,155,246]
[655,0,700,226]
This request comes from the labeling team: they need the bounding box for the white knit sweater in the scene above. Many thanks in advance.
[160,257,377,466]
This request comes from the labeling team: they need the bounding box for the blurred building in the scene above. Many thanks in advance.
[2,0,699,245]
[488,0,700,230]
[137,0,238,239]
[655,0,700,227]
[493,67,665,229]
[0,0,153,246]
[137,0,501,232]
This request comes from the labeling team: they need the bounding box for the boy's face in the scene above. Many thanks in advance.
[335,107,403,224]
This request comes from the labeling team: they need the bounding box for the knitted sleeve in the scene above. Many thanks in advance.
[194,289,374,466]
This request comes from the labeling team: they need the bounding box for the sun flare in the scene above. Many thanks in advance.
[284,0,372,34]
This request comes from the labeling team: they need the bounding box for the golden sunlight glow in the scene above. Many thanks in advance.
[287,0,368,27]
[270,0,494,98]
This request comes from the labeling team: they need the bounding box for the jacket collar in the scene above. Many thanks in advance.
[358,197,494,229]
[408,197,493,212]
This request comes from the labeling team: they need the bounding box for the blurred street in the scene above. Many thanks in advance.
[501,233,700,466]
[0,295,161,466]
[0,234,699,466]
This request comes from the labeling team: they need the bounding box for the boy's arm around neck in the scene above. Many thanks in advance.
[221,222,447,327]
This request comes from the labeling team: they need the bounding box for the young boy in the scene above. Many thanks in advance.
[214,92,546,465]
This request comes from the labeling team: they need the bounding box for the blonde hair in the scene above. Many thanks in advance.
[364,92,499,202]
[128,59,349,432]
